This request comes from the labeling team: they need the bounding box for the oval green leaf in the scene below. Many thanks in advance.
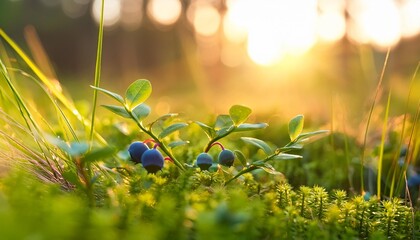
[235,123,268,132]
[125,79,152,110]
[234,150,248,167]
[195,121,216,139]
[273,153,302,161]
[296,130,329,143]
[168,140,189,148]
[215,114,234,129]
[288,115,304,141]
[69,142,89,157]
[102,105,131,118]
[91,86,124,104]
[158,123,188,139]
[259,163,282,175]
[132,103,151,121]
[241,137,273,155]
[229,105,252,125]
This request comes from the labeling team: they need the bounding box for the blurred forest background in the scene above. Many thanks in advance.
[1,0,420,131]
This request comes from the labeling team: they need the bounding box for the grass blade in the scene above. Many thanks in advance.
[389,62,419,198]
[377,90,391,199]
[360,48,390,194]
[89,0,105,146]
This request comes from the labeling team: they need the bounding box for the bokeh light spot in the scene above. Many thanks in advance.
[147,0,182,26]
[121,0,143,31]
[92,0,121,28]
[192,3,221,37]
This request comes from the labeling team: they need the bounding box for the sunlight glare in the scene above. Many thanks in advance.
[192,3,221,36]
[223,0,251,43]
[246,0,317,66]
[348,0,401,49]
[317,0,346,42]
[400,0,420,38]
[92,0,121,28]
[147,0,182,26]
[317,12,346,42]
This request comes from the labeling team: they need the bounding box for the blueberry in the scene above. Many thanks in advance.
[128,141,149,164]
[218,149,235,167]
[408,174,420,188]
[141,149,164,173]
[196,153,213,171]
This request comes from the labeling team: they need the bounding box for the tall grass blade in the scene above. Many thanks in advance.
[89,0,104,146]
[395,101,420,196]
[7,68,79,142]
[389,62,419,198]
[377,90,391,199]
[0,28,107,145]
[360,48,390,194]
[0,59,58,177]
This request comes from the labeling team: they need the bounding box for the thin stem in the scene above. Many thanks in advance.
[89,0,104,147]
[204,126,235,152]
[143,139,157,145]
[207,142,225,152]
[224,152,279,186]
[127,109,185,171]
[224,165,258,186]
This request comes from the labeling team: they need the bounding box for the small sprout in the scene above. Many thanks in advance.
[196,153,213,171]
[141,149,164,173]
[218,149,235,167]
[128,141,149,164]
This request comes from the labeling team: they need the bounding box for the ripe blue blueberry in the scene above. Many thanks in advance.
[128,141,149,164]
[141,149,164,173]
[196,153,213,171]
[218,149,235,167]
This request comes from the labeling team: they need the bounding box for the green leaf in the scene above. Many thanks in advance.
[158,123,188,139]
[229,105,252,125]
[153,113,178,123]
[47,135,71,153]
[216,126,234,138]
[259,163,282,175]
[279,144,303,151]
[125,79,152,110]
[69,142,89,157]
[235,123,268,132]
[90,86,124,104]
[102,105,130,118]
[241,137,273,155]
[83,147,116,164]
[168,140,189,148]
[296,130,329,142]
[215,115,234,129]
[234,150,248,167]
[195,121,216,139]
[132,104,150,121]
[272,153,302,161]
[288,115,304,141]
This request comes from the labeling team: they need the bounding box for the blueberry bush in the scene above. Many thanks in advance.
[0,6,419,238]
